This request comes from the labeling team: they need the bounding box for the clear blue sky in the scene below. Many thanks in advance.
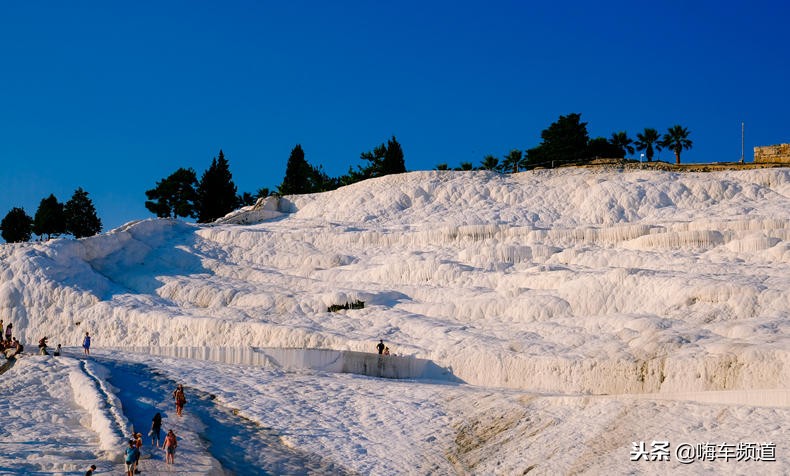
[1,0,788,233]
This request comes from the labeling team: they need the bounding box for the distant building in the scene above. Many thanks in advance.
[754,144,790,163]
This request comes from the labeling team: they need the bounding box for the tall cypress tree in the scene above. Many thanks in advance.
[196,150,238,223]
[33,194,66,240]
[64,188,102,238]
[278,145,312,195]
[382,136,406,174]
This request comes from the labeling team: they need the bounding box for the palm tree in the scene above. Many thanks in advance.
[610,131,635,157]
[480,155,499,171]
[501,149,524,173]
[634,128,662,162]
[660,125,693,164]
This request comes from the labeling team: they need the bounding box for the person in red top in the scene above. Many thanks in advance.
[173,384,187,416]
[134,432,143,473]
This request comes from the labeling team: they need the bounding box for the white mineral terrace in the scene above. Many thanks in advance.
[2,168,789,474]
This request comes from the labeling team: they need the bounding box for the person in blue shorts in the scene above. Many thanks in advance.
[163,429,178,464]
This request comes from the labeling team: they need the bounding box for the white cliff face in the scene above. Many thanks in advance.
[1,168,789,474]
[8,168,789,393]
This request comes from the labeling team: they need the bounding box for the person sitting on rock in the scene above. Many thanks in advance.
[38,337,49,355]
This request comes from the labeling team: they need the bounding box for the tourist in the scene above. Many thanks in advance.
[11,338,22,357]
[134,432,143,473]
[38,337,49,355]
[150,412,163,448]
[173,384,186,416]
[376,339,385,354]
[124,439,139,476]
[83,332,91,355]
[163,429,178,464]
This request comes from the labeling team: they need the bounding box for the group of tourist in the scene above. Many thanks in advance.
[1,317,93,360]
[1,320,22,358]
[376,339,391,355]
[123,433,143,476]
[37,331,90,356]
[36,336,62,356]
[1,317,187,475]
[123,385,184,474]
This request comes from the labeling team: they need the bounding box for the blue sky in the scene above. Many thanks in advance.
[1,1,788,233]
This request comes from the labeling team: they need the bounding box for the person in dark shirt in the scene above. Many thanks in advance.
[151,412,163,448]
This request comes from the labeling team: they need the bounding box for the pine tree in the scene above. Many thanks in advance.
[382,136,406,174]
[64,188,102,238]
[359,143,387,179]
[33,194,66,240]
[1,207,33,243]
[196,150,239,223]
[359,136,407,178]
[308,164,337,192]
[278,145,313,195]
[145,168,199,219]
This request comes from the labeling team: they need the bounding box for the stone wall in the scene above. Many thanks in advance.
[754,144,790,163]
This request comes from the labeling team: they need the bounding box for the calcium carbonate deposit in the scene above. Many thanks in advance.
[1,168,788,475]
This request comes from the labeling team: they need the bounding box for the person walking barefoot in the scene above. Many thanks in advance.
[124,439,139,476]
[150,412,163,448]
[82,332,91,355]
[133,432,143,474]
[172,384,186,416]
[163,429,178,465]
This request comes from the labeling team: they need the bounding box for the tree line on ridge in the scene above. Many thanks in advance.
[1,114,691,243]
[437,114,692,172]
